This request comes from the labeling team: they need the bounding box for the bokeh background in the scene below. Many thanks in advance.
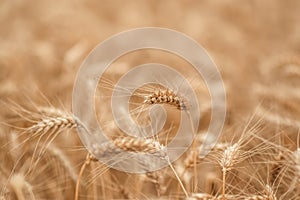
[1,0,300,101]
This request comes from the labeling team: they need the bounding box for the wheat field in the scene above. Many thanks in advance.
[1,0,300,199]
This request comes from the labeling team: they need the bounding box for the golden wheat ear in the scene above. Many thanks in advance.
[91,136,167,159]
[143,88,189,110]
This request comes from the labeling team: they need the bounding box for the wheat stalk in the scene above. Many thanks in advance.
[219,142,241,200]
[75,153,97,200]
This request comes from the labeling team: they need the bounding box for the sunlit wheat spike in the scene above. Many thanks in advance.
[219,142,242,200]
[21,112,78,172]
[220,143,240,173]
[91,136,166,158]
[144,88,188,110]
[113,136,165,153]
[28,115,77,134]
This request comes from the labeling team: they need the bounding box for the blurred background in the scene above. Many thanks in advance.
[1,0,299,102]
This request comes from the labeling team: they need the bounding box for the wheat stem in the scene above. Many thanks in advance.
[222,169,226,200]
[75,153,95,200]
[168,158,189,198]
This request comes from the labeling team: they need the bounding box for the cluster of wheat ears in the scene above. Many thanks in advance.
[1,0,300,199]
[0,52,300,200]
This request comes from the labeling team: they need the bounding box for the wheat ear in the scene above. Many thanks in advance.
[28,115,77,134]
[144,88,189,110]
[92,136,166,158]
[219,143,240,200]
[26,114,77,171]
